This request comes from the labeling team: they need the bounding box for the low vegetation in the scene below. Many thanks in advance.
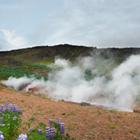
[0,103,72,140]
[0,62,50,80]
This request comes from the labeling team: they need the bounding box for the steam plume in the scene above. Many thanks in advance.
[2,55,140,112]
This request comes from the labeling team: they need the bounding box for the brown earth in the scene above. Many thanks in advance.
[0,85,140,140]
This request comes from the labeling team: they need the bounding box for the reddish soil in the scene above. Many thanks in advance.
[0,85,140,140]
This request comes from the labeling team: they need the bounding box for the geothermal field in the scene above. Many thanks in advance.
[1,45,140,112]
[0,0,140,139]
[1,44,140,140]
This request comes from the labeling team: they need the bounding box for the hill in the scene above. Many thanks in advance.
[1,45,140,139]
[0,44,140,80]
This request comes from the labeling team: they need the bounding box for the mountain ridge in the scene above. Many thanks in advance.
[0,44,140,80]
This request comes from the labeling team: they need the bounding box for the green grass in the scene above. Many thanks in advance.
[0,61,52,80]
[0,66,42,80]
[0,53,54,80]
[0,111,21,140]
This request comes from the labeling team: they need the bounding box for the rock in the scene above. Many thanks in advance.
[80,102,91,106]
[62,113,66,116]
[133,107,140,113]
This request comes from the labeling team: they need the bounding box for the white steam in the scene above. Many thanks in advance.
[2,77,34,90]
[2,55,140,112]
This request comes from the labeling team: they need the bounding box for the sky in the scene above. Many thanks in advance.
[0,0,140,51]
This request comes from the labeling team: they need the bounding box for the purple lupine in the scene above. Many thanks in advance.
[56,118,61,124]
[11,104,21,113]
[60,123,65,134]
[0,103,21,113]
[0,105,5,113]
[46,127,56,139]
[56,118,65,134]
[0,106,3,112]
[38,129,43,134]
[48,119,53,127]
[0,131,4,140]
[17,134,28,140]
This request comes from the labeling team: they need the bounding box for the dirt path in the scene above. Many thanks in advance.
[0,85,140,140]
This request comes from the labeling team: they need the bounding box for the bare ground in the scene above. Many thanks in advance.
[0,85,140,140]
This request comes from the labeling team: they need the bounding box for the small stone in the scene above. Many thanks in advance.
[62,113,66,115]
[80,102,91,106]
[133,107,140,113]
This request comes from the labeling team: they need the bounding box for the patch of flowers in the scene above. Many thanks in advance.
[0,103,72,140]
[0,103,21,140]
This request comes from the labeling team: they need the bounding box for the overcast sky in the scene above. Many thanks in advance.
[0,0,140,51]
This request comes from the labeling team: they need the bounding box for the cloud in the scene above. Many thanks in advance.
[0,29,29,51]
[0,0,140,50]
[29,0,140,47]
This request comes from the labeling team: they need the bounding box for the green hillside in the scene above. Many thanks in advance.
[0,44,140,80]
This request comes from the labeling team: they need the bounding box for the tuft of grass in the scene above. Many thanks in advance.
[107,122,119,129]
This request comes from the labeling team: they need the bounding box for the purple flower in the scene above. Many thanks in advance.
[46,127,56,139]
[48,119,53,127]
[56,118,61,124]
[60,123,65,134]
[0,103,21,113]
[0,131,4,140]
[56,118,65,134]
[17,134,28,140]
[38,129,42,134]
[0,105,5,112]
[11,104,21,113]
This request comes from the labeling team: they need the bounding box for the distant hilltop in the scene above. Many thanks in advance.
[0,44,140,65]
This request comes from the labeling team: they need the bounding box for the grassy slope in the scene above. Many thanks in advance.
[0,44,92,80]
[0,44,140,80]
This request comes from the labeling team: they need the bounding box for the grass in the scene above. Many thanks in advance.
[107,122,119,129]
[0,61,51,80]
[0,103,21,140]
[0,53,54,80]
[0,66,34,80]
[0,111,21,140]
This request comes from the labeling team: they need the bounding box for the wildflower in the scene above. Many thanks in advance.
[46,127,56,139]
[0,103,21,113]
[17,134,28,140]
[38,129,42,134]
[0,131,4,140]
[60,123,65,134]
[48,119,52,127]
[56,118,65,134]
[11,104,21,113]
[56,118,61,124]
[0,107,2,112]
[0,105,5,113]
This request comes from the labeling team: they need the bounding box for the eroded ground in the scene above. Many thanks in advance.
[0,85,140,140]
